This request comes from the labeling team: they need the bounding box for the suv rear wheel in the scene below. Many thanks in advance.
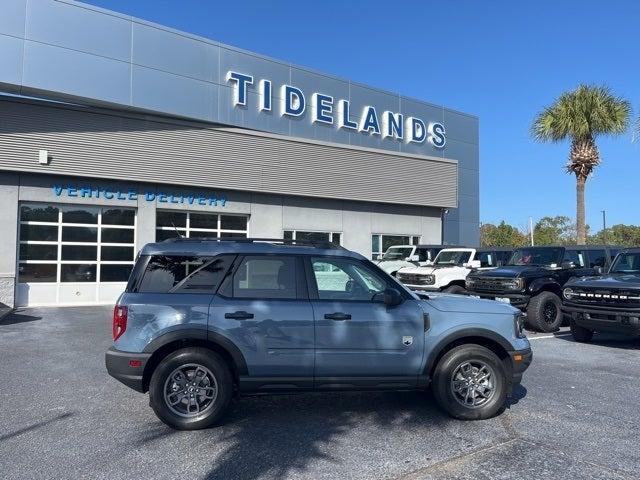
[570,322,594,343]
[149,347,233,430]
[432,344,507,420]
[527,291,562,332]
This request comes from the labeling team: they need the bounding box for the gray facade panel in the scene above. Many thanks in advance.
[0,35,23,88]
[22,41,131,105]
[0,99,458,208]
[1,0,479,245]
[131,23,219,82]
[26,0,131,62]
[131,65,217,121]
[0,0,26,38]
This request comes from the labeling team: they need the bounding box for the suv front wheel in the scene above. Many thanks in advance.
[432,344,507,420]
[527,291,562,332]
[149,347,233,430]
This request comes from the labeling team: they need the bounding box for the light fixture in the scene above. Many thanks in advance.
[38,149,49,165]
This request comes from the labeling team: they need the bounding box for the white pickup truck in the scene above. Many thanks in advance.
[375,244,454,277]
[396,248,511,293]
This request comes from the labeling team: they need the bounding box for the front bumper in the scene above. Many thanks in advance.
[105,347,152,393]
[467,292,530,309]
[563,304,640,334]
[507,347,533,389]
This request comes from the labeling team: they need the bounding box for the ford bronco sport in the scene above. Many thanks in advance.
[465,245,617,333]
[106,238,532,430]
[563,249,640,342]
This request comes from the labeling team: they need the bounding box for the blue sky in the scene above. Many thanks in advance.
[84,0,640,232]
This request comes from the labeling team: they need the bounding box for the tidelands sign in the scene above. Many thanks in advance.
[226,71,446,148]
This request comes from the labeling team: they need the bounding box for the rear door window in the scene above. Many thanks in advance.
[563,250,585,268]
[586,249,607,268]
[230,256,298,299]
[136,255,234,293]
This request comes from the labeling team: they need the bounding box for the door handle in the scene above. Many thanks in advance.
[224,311,254,320]
[324,312,352,321]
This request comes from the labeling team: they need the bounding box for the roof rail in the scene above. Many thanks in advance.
[161,236,345,250]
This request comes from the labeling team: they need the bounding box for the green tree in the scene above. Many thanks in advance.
[532,85,630,245]
[533,215,579,245]
[480,221,527,247]
[589,224,640,247]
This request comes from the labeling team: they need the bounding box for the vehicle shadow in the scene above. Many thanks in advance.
[555,333,640,350]
[505,384,527,408]
[202,390,451,480]
[0,309,42,326]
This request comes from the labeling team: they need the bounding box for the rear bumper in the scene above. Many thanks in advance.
[105,347,151,393]
[507,347,533,389]
[562,305,640,334]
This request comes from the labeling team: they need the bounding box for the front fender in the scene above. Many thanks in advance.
[528,278,561,295]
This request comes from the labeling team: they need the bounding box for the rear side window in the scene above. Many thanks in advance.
[586,249,606,268]
[136,255,234,293]
[477,252,495,268]
[231,256,297,299]
[563,250,585,268]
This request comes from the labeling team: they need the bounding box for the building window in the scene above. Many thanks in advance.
[155,211,249,241]
[371,234,421,260]
[283,230,342,245]
[18,204,136,283]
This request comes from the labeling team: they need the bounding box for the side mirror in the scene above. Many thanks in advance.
[425,260,434,266]
[593,266,603,275]
[383,288,403,307]
[408,254,420,262]
[561,261,575,270]
[465,260,481,269]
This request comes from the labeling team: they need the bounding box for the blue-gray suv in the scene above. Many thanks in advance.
[106,238,532,430]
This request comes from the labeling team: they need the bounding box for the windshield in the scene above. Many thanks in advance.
[508,248,563,267]
[382,246,413,261]
[610,253,640,274]
[434,250,472,266]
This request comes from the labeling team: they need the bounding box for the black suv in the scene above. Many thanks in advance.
[465,246,619,332]
[563,248,640,342]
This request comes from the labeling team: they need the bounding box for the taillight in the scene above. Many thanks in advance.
[113,305,128,341]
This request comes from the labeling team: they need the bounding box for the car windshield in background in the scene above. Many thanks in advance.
[610,253,640,274]
[382,247,413,260]
[434,251,471,266]
[508,248,563,267]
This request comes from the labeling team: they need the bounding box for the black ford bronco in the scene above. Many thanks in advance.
[465,246,618,332]
[563,249,640,342]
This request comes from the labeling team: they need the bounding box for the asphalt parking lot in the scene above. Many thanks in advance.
[1,306,639,480]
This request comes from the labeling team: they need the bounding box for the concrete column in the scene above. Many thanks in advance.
[249,193,283,238]
[136,185,156,251]
[0,173,19,308]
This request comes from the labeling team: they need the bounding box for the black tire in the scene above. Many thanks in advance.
[432,344,508,420]
[444,285,467,295]
[570,322,594,343]
[149,347,233,430]
[526,291,562,333]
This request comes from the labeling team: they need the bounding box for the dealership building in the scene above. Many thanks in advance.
[0,0,479,307]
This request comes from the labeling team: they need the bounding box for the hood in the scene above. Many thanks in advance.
[424,293,519,315]
[470,265,551,279]
[567,273,640,289]
[378,260,412,273]
[398,265,435,275]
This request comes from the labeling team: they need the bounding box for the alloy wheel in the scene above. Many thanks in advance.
[163,363,218,418]
[450,360,496,408]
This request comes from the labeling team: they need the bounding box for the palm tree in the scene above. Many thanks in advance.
[532,85,630,244]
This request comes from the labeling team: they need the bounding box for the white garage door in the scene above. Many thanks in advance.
[16,203,136,306]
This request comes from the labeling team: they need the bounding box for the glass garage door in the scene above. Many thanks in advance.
[16,203,136,306]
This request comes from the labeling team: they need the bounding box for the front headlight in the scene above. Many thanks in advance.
[502,278,524,290]
[465,277,476,288]
[514,313,526,338]
[424,274,435,285]
[563,288,575,300]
